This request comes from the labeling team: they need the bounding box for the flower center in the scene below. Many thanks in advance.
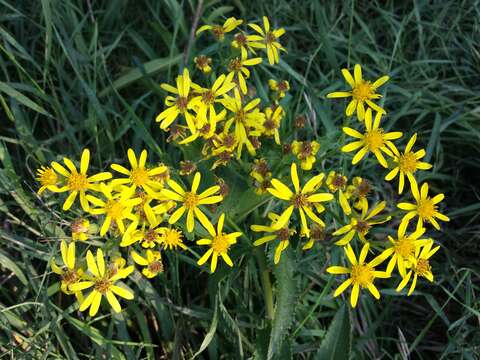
[264,119,276,131]
[291,193,308,208]
[162,228,183,246]
[228,58,243,72]
[415,258,431,277]
[71,218,89,234]
[278,81,289,92]
[195,55,211,68]
[364,129,385,151]
[395,237,415,258]
[350,264,374,287]
[183,192,199,209]
[265,31,277,44]
[275,227,290,241]
[94,278,112,294]
[352,81,373,101]
[202,90,216,105]
[212,25,225,39]
[332,175,346,189]
[176,96,188,112]
[68,173,88,191]
[105,200,124,220]
[300,142,313,157]
[212,233,230,253]
[354,220,371,235]
[310,224,326,241]
[417,198,436,219]
[130,167,149,186]
[234,109,246,123]
[148,260,164,274]
[234,33,247,46]
[61,270,78,285]
[356,180,371,197]
[399,152,418,173]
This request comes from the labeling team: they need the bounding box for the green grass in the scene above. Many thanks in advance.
[1,0,479,358]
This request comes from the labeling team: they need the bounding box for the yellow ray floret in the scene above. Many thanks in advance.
[131,250,164,278]
[196,17,243,41]
[247,16,286,65]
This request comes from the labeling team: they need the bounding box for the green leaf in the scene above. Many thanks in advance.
[267,248,297,360]
[314,304,351,360]
[0,250,28,285]
[192,295,219,359]
[0,81,49,116]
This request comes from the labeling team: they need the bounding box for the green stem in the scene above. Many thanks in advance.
[255,248,274,321]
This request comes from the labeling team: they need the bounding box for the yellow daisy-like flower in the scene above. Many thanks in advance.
[121,221,161,248]
[327,243,390,308]
[326,171,351,215]
[156,68,197,134]
[251,212,294,264]
[341,109,403,168]
[196,213,242,273]
[397,182,449,230]
[247,16,286,65]
[267,163,334,237]
[158,227,187,250]
[226,54,263,94]
[194,55,212,74]
[327,64,389,121]
[345,177,371,211]
[333,200,391,246]
[87,185,142,236]
[71,218,90,241]
[220,89,265,158]
[291,140,320,171]
[36,166,60,194]
[51,240,83,297]
[268,79,290,99]
[131,250,164,278]
[379,218,430,276]
[396,240,439,296]
[110,149,167,196]
[231,31,258,59]
[196,17,243,41]
[161,172,223,233]
[50,149,112,211]
[69,249,134,317]
[385,133,432,194]
[263,105,284,145]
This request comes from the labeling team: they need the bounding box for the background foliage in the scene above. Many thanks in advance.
[1,0,479,358]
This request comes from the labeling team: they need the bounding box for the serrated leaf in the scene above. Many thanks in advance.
[314,304,351,360]
[267,248,297,360]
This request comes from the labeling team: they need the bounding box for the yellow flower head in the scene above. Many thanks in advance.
[87,184,142,236]
[342,109,403,168]
[268,79,290,99]
[326,171,351,215]
[158,227,187,250]
[327,64,389,121]
[196,17,243,41]
[122,221,162,248]
[51,240,83,296]
[69,249,134,317]
[385,133,432,194]
[161,172,223,233]
[50,149,112,211]
[327,243,390,307]
[131,250,164,278]
[194,55,212,73]
[263,105,284,145]
[251,212,294,264]
[247,16,286,65]
[226,54,263,94]
[250,158,271,183]
[231,31,259,59]
[110,149,167,196]
[345,177,371,210]
[397,182,449,231]
[267,163,333,237]
[396,240,439,296]
[36,166,59,194]
[333,200,391,246]
[71,218,90,241]
[291,140,320,170]
[197,213,242,273]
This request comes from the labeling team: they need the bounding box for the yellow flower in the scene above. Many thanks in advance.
[50,149,112,211]
[397,182,449,230]
[327,243,390,307]
[327,64,389,121]
[156,68,197,134]
[345,177,371,210]
[196,213,241,272]
[379,219,430,276]
[110,149,167,196]
[36,166,60,194]
[69,249,134,316]
[231,31,258,58]
[87,184,142,236]
[51,240,83,297]
[396,240,439,296]
[384,133,432,194]
[131,190,172,226]
[326,171,351,215]
[161,172,223,233]
[71,218,90,241]
[267,163,333,237]
[131,250,164,278]
[226,54,263,94]
[291,140,320,170]
[251,212,294,264]
[250,158,271,183]
[196,17,243,41]
[220,89,265,158]
[341,109,402,168]
[158,227,187,250]
[333,200,391,246]
[194,55,212,73]
[247,16,286,65]
[121,221,161,248]
[268,79,290,99]
[263,105,284,145]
